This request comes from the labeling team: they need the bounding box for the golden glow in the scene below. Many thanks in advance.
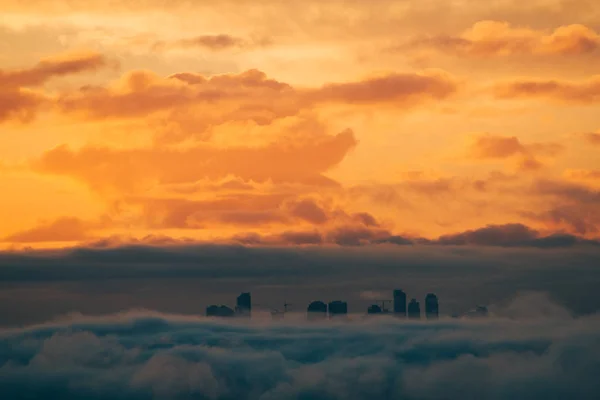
[1,0,599,248]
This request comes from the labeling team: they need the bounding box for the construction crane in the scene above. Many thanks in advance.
[271,301,292,320]
[254,301,292,319]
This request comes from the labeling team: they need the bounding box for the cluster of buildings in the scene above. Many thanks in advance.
[205,289,476,320]
[307,289,439,320]
[206,292,252,318]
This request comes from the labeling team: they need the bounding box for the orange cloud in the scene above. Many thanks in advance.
[33,129,356,192]
[583,132,600,145]
[0,51,108,88]
[467,134,563,172]
[3,217,92,243]
[493,75,600,103]
[564,169,600,186]
[56,69,457,123]
[153,34,271,52]
[0,51,109,122]
[405,21,600,57]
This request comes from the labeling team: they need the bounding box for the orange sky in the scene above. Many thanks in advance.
[1,0,599,248]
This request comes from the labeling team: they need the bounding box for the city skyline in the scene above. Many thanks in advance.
[206,289,475,320]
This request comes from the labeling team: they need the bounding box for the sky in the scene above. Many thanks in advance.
[1,0,600,248]
[1,3,600,397]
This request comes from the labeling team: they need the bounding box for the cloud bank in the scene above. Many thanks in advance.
[0,301,599,400]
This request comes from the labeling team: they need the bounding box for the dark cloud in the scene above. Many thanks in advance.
[1,243,600,327]
[0,303,599,399]
[434,223,596,248]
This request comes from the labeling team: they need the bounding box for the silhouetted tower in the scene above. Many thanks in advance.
[394,289,407,317]
[328,300,348,318]
[407,298,421,319]
[367,304,382,314]
[236,292,252,317]
[307,300,327,320]
[425,293,439,320]
[206,305,235,317]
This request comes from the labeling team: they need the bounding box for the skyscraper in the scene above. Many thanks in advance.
[307,300,327,320]
[425,293,439,320]
[393,289,407,317]
[328,300,348,318]
[407,298,421,319]
[236,292,252,317]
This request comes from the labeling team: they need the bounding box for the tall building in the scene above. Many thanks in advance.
[307,300,327,320]
[328,300,348,318]
[407,298,421,319]
[425,293,439,320]
[236,292,252,317]
[393,289,407,317]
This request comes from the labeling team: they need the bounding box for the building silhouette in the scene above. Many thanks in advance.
[407,298,421,319]
[307,300,327,320]
[328,300,348,318]
[425,293,439,320]
[393,289,407,317]
[236,292,252,317]
[206,305,235,317]
[367,304,382,314]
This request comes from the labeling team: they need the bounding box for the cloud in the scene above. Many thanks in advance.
[564,169,600,186]
[0,51,109,122]
[0,306,599,399]
[493,75,600,103]
[0,51,108,88]
[33,129,357,192]
[154,34,271,52]
[404,21,600,57]
[287,199,328,224]
[434,223,588,248]
[3,217,93,243]
[55,68,457,130]
[583,132,600,145]
[468,134,564,171]
[310,70,457,105]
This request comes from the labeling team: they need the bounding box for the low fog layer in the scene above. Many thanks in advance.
[1,244,599,326]
[1,294,599,400]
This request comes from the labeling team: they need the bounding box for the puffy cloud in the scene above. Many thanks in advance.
[493,75,600,103]
[1,307,600,399]
[405,21,600,57]
[54,68,457,135]
[33,129,357,192]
